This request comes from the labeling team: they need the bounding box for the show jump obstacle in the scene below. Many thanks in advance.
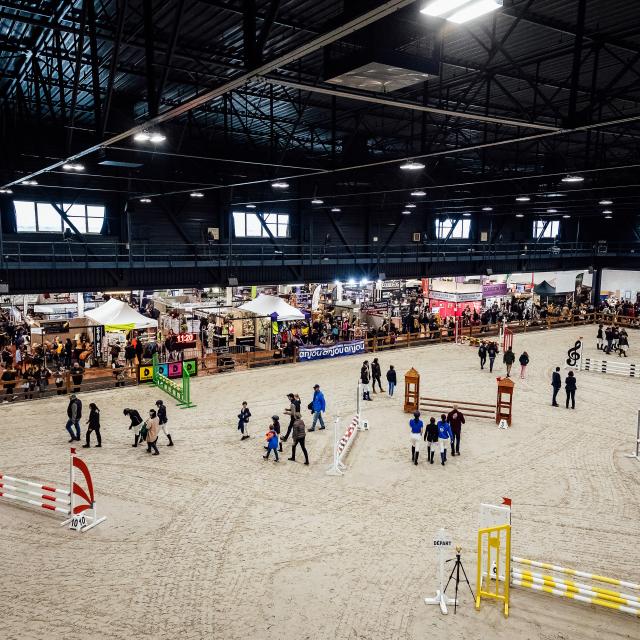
[326,384,369,476]
[566,338,639,378]
[476,507,640,618]
[0,448,106,532]
[151,353,195,408]
[404,368,515,426]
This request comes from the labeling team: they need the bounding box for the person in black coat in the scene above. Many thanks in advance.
[386,365,397,397]
[83,403,101,448]
[124,408,144,447]
[551,367,562,407]
[487,342,498,373]
[371,358,384,393]
[360,361,372,401]
[565,371,577,409]
[478,342,487,369]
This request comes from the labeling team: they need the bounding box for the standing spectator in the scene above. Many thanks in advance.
[288,417,309,465]
[70,361,83,392]
[1,364,17,400]
[519,351,530,379]
[124,340,136,370]
[409,411,423,465]
[503,346,515,377]
[386,365,397,397]
[145,409,160,455]
[156,399,173,446]
[371,358,384,393]
[360,361,372,401]
[263,424,280,462]
[54,367,65,395]
[83,403,101,448]
[238,401,252,440]
[282,393,300,442]
[565,371,577,409]
[596,324,604,350]
[478,341,487,370]
[38,365,51,395]
[618,330,629,357]
[551,366,562,407]
[65,394,82,442]
[110,342,121,365]
[124,408,144,447]
[487,342,498,373]
[423,417,439,464]
[437,414,453,466]
[446,405,466,456]
[134,337,144,366]
[64,338,73,368]
[309,384,326,431]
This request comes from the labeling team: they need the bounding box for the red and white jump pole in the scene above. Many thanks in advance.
[0,448,106,532]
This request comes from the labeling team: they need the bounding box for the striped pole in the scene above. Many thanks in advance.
[0,475,71,515]
[513,556,640,592]
[512,577,640,618]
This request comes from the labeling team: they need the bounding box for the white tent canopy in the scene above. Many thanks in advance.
[237,294,305,321]
[84,298,158,331]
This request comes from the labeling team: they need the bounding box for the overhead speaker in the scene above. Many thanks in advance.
[486,268,493,276]
[228,277,238,286]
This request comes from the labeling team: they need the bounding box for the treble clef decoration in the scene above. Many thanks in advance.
[566,339,582,367]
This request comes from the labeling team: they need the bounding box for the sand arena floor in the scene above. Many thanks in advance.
[1,326,639,640]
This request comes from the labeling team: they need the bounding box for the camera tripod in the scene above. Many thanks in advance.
[443,546,475,614]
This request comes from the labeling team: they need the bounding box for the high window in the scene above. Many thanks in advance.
[435,218,471,239]
[533,219,559,239]
[14,201,105,234]
[232,212,289,238]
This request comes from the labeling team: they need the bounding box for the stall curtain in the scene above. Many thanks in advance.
[0,198,17,234]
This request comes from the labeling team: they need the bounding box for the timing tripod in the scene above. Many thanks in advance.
[443,546,475,614]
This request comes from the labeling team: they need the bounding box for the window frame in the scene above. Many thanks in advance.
[435,217,471,240]
[232,211,290,238]
[532,219,559,240]
[14,200,105,235]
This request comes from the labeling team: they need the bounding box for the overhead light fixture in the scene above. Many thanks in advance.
[190,192,204,198]
[62,163,85,171]
[134,131,166,143]
[515,196,530,202]
[411,190,426,197]
[21,179,38,185]
[448,0,503,24]
[405,203,416,208]
[402,210,411,215]
[546,193,565,198]
[463,212,471,217]
[563,215,571,219]
[140,198,151,203]
[271,181,289,189]
[602,209,612,214]
[482,207,493,211]
[348,278,355,285]
[515,213,524,218]
[246,204,256,209]
[311,199,324,204]
[604,214,613,219]
[599,199,613,205]
[561,175,584,183]
[0,188,13,194]
[331,207,341,213]
[547,208,558,213]
[400,160,425,171]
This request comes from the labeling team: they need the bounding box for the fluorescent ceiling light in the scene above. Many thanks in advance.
[604,214,613,219]
[400,160,425,171]
[140,198,151,203]
[405,203,416,208]
[246,204,256,209]
[602,209,612,214]
[448,0,503,24]
[331,207,341,212]
[0,188,13,194]
[516,196,530,202]
[599,199,612,205]
[134,131,165,143]
[547,208,558,213]
[463,212,471,216]
[311,199,324,204]
[134,132,150,142]
[190,192,204,198]
[515,213,524,218]
[482,206,493,211]
[411,190,426,196]
[420,0,469,17]
[563,215,571,219]
[271,181,289,189]
[402,210,411,215]
[561,175,583,183]
[62,163,84,171]
[149,133,166,143]
[21,180,38,185]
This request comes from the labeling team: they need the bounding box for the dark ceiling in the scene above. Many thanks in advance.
[1,0,640,221]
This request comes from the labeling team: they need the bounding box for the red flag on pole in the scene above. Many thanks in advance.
[502,497,512,507]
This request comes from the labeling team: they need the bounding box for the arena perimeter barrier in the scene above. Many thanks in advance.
[0,448,106,532]
[151,353,195,408]
[476,524,640,618]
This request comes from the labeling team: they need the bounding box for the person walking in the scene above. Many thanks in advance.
[65,394,82,442]
[503,346,515,377]
[409,411,423,465]
[423,417,439,464]
[618,330,629,357]
[487,342,498,373]
[309,384,326,431]
[446,405,465,456]
[518,351,529,379]
[436,414,453,466]
[478,342,487,370]
[83,403,101,448]
[604,325,613,354]
[270,415,283,453]
[371,358,384,393]
[263,424,280,462]
[360,361,372,401]
[145,409,160,455]
[124,408,144,447]
[155,399,174,446]
[288,417,309,465]
[596,323,604,350]
[551,367,562,406]
[386,365,397,397]
[565,371,577,409]
[282,393,301,442]
[238,401,252,440]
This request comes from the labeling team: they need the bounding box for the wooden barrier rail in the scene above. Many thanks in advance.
[420,397,495,420]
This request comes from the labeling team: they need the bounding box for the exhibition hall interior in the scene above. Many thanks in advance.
[1,1,639,639]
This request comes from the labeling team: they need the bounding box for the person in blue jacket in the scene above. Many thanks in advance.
[309,384,326,431]
[437,414,453,466]
[263,427,279,462]
[409,411,423,465]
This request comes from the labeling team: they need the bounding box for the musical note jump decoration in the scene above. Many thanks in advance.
[566,338,583,368]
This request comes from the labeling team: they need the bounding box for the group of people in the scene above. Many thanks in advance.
[359,358,397,399]
[596,324,630,356]
[408,406,465,466]
[478,343,530,379]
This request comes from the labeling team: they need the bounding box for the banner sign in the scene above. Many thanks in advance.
[381,279,403,290]
[361,301,390,311]
[482,283,508,298]
[429,290,483,303]
[298,340,365,362]
[138,357,198,383]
